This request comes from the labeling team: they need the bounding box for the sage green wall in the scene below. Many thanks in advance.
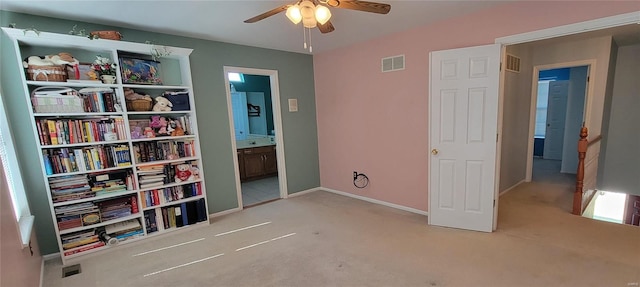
[0,11,321,255]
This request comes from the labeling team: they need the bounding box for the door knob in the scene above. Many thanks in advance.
[431,149,439,155]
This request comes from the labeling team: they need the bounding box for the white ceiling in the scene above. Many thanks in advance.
[0,0,516,54]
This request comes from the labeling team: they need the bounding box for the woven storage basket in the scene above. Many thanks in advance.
[31,86,83,113]
[26,65,68,82]
[126,99,153,111]
[90,30,122,40]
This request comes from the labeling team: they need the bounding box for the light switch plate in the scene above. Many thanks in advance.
[288,98,298,112]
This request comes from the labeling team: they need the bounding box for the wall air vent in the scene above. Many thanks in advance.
[505,54,521,73]
[382,55,405,72]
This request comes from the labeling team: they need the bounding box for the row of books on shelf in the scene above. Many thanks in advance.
[43,145,131,175]
[140,182,203,208]
[48,170,135,203]
[35,117,126,146]
[55,195,138,230]
[133,139,195,163]
[61,219,143,256]
[143,198,207,233]
[78,88,120,113]
[136,161,199,189]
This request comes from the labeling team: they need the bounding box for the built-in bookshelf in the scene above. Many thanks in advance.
[2,27,209,264]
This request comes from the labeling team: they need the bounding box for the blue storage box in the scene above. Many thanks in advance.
[163,90,190,111]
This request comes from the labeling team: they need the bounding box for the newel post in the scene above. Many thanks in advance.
[573,126,588,215]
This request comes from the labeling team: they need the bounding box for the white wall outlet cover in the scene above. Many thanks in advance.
[288,98,298,112]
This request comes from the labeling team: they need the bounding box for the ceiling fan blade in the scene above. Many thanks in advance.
[318,20,335,34]
[244,5,289,23]
[328,0,391,14]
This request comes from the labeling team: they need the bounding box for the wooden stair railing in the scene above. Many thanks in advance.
[573,127,588,215]
[572,126,603,215]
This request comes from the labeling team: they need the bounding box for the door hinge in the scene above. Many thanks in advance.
[496,133,499,142]
[587,76,590,82]
[493,200,496,207]
[499,62,502,71]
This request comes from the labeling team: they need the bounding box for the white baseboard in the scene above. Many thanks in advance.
[499,180,525,196]
[320,187,429,216]
[287,187,321,198]
[39,258,44,287]
[42,252,60,261]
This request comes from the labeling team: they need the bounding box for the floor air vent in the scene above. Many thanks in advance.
[62,264,82,278]
[382,55,405,72]
[505,54,521,72]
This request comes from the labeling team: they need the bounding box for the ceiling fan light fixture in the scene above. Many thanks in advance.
[286,5,302,24]
[315,5,332,25]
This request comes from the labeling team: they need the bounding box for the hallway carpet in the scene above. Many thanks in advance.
[43,183,639,286]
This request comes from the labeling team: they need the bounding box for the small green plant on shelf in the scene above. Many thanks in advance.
[8,23,41,35]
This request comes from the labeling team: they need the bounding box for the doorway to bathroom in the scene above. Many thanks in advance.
[224,67,288,208]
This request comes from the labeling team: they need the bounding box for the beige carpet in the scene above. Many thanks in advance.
[43,183,639,287]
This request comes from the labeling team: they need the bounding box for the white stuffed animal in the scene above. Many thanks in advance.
[152,96,173,112]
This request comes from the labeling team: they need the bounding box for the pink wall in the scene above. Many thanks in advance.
[314,1,639,211]
[1,164,42,287]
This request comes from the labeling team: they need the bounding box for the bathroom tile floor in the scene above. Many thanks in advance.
[241,176,280,207]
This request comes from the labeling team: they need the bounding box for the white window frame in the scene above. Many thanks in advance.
[0,92,34,248]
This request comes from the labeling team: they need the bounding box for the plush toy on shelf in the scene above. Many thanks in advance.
[152,96,173,112]
[168,119,185,136]
[143,127,155,138]
[175,164,194,183]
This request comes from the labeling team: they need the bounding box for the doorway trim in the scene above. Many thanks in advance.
[495,11,640,45]
[223,66,288,208]
[525,60,596,182]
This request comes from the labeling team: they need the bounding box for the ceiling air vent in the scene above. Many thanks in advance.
[382,55,405,72]
[505,54,521,73]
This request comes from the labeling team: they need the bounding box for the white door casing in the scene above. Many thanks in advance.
[543,80,569,160]
[428,44,501,232]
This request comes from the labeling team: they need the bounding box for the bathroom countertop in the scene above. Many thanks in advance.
[237,142,275,149]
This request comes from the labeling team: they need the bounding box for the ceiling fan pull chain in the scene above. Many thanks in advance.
[303,24,308,49]
[309,27,313,52]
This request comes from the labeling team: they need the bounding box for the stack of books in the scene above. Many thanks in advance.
[88,170,132,196]
[55,202,100,230]
[137,164,166,190]
[96,196,136,221]
[105,219,143,242]
[49,175,93,203]
[61,229,104,256]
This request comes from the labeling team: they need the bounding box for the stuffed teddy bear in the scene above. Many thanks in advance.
[143,127,155,138]
[152,96,173,112]
[175,164,194,183]
[155,117,169,136]
[150,115,162,128]
[190,166,200,180]
[169,119,185,136]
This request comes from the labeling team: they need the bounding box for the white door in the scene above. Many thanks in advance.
[428,44,501,232]
[543,80,569,160]
[231,92,249,140]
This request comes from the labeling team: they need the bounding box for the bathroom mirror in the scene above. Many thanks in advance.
[230,74,274,140]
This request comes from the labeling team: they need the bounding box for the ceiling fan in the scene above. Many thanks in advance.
[244,0,392,34]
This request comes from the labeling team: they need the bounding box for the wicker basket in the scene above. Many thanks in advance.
[90,30,122,40]
[31,86,83,113]
[26,65,68,82]
[126,99,153,111]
